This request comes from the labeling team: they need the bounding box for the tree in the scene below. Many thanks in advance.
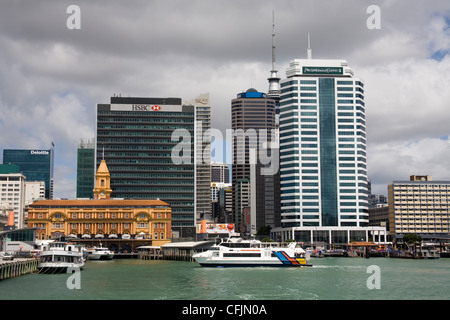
[403,233,422,253]
[256,225,271,236]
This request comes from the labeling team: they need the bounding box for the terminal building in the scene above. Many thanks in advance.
[27,160,172,247]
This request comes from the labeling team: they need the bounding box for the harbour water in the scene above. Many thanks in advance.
[0,257,449,300]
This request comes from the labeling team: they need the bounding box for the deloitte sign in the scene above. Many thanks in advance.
[30,150,50,155]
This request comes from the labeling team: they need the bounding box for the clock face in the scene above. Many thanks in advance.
[100,192,105,196]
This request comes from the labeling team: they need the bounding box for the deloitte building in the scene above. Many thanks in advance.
[271,57,387,247]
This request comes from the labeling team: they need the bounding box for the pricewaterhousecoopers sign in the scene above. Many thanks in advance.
[302,66,343,75]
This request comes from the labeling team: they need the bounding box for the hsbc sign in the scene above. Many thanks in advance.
[110,104,182,112]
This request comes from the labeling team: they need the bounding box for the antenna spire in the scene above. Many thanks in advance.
[267,10,281,97]
[271,10,276,70]
[307,32,312,59]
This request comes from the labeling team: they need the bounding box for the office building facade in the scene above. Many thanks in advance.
[0,164,26,229]
[271,58,384,246]
[211,162,230,184]
[388,175,450,240]
[96,96,195,238]
[76,138,95,198]
[191,93,211,220]
[231,89,276,231]
[3,148,54,199]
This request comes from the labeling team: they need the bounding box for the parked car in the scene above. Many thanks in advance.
[0,252,14,261]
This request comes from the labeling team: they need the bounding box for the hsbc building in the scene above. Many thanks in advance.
[96,96,196,238]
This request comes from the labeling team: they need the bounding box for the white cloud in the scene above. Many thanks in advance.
[368,137,450,195]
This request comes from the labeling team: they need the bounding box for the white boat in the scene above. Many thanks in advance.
[87,246,114,260]
[38,242,86,274]
[193,235,312,267]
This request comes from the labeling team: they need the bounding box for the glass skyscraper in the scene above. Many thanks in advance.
[76,138,95,198]
[3,148,54,199]
[272,58,376,246]
[96,96,195,238]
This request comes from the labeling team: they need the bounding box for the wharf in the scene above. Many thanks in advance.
[0,258,38,280]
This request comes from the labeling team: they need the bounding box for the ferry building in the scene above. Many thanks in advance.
[27,160,172,246]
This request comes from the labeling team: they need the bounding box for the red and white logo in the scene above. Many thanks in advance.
[151,105,161,111]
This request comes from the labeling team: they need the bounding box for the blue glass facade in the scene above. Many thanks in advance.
[318,78,338,226]
[3,149,54,199]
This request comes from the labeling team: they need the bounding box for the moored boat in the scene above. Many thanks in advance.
[87,246,115,260]
[38,242,86,274]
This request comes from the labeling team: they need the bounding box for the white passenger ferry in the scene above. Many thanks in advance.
[193,235,312,267]
[87,245,114,260]
[38,242,86,274]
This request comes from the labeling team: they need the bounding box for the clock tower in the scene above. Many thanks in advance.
[93,159,112,199]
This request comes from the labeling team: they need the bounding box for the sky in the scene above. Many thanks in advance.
[0,0,449,199]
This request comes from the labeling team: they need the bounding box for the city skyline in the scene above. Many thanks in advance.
[0,1,449,199]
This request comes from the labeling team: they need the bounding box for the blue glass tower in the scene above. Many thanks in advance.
[279,59,368,229]
[3,148,54,199]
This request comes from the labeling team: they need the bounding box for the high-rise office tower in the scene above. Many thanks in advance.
[273,50,375,245]
[3,148,54,199]
[190,93,211,220]
[96,96,195,238]
[76,138,95,198]
[231,89,276,231]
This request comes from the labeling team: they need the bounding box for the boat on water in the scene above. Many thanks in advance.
[38,242,86,274]
[193,235,312,267]
[87,245,115,260]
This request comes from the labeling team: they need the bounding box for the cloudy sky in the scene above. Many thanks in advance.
[0,0,449,198]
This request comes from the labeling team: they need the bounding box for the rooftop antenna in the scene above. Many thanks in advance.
[267,10,281,96]
[271,10,276,71]
[307,32,312,59]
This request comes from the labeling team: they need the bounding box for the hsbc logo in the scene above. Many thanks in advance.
[130,104,161,111]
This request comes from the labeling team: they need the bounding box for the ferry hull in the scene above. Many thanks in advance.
[89,254,114,260]
[38,262,85,274]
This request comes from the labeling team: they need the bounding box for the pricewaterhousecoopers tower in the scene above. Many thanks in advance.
[271,39,387,246]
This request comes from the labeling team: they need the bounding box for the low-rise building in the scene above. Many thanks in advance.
[27,160,172,246]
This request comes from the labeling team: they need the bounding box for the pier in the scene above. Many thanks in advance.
[137,241,215,262]
[0,259,38,281]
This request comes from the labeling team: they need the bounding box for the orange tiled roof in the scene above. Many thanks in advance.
[29,199,170,207]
